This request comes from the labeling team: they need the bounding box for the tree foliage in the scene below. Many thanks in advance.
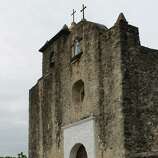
[0,152,27,158]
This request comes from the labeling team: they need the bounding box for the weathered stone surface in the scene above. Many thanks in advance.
[29,14,158,158]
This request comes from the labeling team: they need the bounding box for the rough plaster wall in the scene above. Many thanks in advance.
[42,74,54,157]
[41,36,68,158]
[66,22,101,122]
[137,47,158,153]
[42,48,50,76]
[41,22,126,158]
[120,22,158,158]
[123,48,158,156]
[61,22,102,158]
[29,80,43,158]
[29,22,126,158]
[97,26,125,158]
[29,20,158,158]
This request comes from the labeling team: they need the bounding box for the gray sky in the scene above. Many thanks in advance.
[0,0,158,156]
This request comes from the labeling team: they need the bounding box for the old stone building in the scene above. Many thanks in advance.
[29,13,158,158]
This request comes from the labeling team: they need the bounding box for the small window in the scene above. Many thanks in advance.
[74,40,81,56]
[71,38,82,63]
[49,51,55,67]
[72,80,85,105]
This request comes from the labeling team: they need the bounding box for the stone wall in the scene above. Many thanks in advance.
[120,21,158,157]
[29,17,158,158]
[97,24,125,158]
[29,79,43,158]
[29,21,126,158]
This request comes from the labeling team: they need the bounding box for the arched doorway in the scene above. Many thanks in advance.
[70,144,88,158]
[76,145,87,158]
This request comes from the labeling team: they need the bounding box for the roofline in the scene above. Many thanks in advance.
[39,28,70,53]
[39,21,107,53]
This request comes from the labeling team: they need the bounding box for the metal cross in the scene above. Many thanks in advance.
[71,9,76,23]
[80,4,87,20]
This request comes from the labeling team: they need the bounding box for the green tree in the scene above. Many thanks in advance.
[18,152,27,158]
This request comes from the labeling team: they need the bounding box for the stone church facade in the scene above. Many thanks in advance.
[29,13,158,158]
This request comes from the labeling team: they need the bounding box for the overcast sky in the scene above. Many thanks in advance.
[0,0,158,156]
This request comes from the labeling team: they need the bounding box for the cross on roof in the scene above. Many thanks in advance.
[71,9,76,23]
[80,4,87,20]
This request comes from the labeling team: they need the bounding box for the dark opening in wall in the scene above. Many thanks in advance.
[49,51,55,67]
[70,144,88,158]
[72,80,85,105]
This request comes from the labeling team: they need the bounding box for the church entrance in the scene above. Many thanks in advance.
[69,144,88,158]
[76,145,87,158]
